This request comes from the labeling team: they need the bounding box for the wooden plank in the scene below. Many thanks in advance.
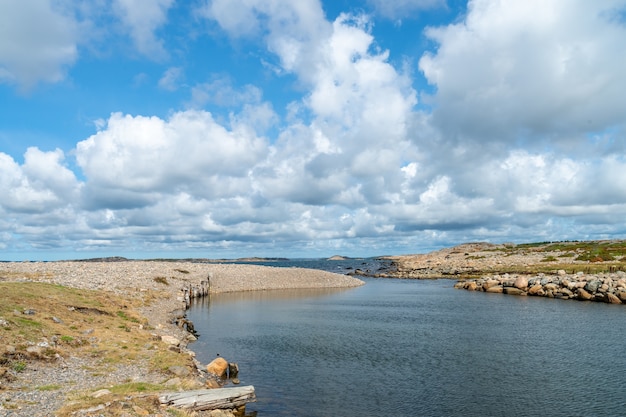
[159,386,256,411]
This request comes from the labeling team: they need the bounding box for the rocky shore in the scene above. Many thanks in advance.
[0,261,363,416]
[454,270,626,303]
[387,240,626,304]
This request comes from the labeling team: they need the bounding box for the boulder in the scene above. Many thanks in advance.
[576,288,593,301]
[528,284,543,295]
[465,281,478,291]
[617,291,626,302]
[161,335,181,346]
[584,280,601,293]
[605,293,622,304]
[486,286,503,294]
[207,357,229,378]
[513,276,528,290]
[483,279,501,290]
[503,287,525,296]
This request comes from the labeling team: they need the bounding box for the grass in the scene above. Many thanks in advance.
[0,281,198,415]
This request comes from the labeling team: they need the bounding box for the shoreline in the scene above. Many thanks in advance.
[0,261,364,416]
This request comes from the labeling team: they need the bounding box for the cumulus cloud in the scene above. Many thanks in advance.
[3,0,626,258]
[0,148,79,213]
[75,110,268,207]
[0,0,78,89]
[419,0,626,141]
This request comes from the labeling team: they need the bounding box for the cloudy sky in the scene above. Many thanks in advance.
[1,0,626,261]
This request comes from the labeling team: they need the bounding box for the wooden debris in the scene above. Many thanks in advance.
[159,386,256,411]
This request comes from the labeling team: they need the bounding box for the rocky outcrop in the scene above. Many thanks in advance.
[454,271,626,304]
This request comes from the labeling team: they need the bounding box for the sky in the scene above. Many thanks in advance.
[1,0,626,261]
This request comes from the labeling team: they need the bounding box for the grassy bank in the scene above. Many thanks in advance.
[0,282,196,416]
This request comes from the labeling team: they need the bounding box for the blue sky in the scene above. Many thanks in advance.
[1,0,626,261]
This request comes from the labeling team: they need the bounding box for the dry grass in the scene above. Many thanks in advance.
[0,282,198,416]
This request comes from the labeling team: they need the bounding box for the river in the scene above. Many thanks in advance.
[187,264,626,416]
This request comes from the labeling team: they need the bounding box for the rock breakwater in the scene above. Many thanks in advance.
[455,270,626,304]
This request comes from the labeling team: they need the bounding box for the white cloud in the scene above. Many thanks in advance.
[0,148,79,213]
[75,110,268,205]
[419,0,626,140]
[112,0,174,59]
[158,66,183,91]
[0,0,78,89]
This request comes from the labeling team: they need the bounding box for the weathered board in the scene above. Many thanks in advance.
[159,386,256,411]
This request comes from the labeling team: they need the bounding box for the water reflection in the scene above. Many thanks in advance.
[193,286,358,307]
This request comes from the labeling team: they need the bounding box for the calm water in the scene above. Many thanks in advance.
[187,277,626,416]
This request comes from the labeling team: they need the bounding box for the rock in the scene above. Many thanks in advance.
[513,276,528,290]
[209,410,235,417]
[486,286,503,294]
[161,335,181,346]
[207,357,229,378]
[168,365,190,377]
[585,280,601,293]
[605,293,622,304]
[228,362,239,378]
[528,284,543,295]
[165,377,181,386]
[503,287,525,296]
[465,281,478,291]
[577,288,593,300]
[132,405,150,416]
[557,269,567,276]
[617,291,626,302]
[206,378,222,388]
[454,282,465,289]
[483,279,500,290]
[91,389,111,398]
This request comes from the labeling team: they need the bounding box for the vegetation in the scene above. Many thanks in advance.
[0,281,196,416]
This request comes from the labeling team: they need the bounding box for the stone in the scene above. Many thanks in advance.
[605,293,622,304]
[559,288,574,298]
[513,276,528,290]
[617,291,626,302]
[483,279,500,290]
[465,281,478,291]
[161,335,181,346]
[209,410,235,417]
[528,284,543,295]
[557,269,567,276]
[577,289,593,301]
[228,362,239,378]
[486,286,503,294]
[91,389,111,398]
[584,280,601,293]
[168,365,190,377]
[207,357,229,378]
[165,377,181,386]
[503,287,525,296]
[132,405,150,416]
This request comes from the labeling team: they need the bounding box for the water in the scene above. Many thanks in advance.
[188,270,626,416]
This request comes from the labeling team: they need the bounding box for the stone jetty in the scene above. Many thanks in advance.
[454,270,626,304]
